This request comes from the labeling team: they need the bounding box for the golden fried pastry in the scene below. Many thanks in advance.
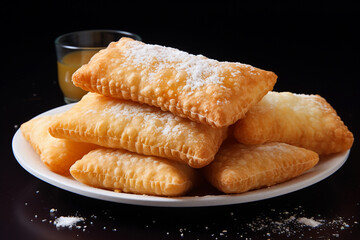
[20,116,98,175]
[202,142,319,194]
[233,91,354,155]
[49,93,227,168]
[72,37,277,127]
[70,148,197,197]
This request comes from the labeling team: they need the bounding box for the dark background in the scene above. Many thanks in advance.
[1,1,359,239]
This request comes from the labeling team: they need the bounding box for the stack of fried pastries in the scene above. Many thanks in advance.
[21,38,353,197]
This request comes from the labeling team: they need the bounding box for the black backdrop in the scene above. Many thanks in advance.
[2,0,358,111]
[1,1,359,239]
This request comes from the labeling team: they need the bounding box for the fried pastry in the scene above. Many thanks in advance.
[49,93,227,168]
[20,116,98,175]
[72,37,277,127]
[233,91,354,155]
[70,148,197,197]
[202,142,319,194]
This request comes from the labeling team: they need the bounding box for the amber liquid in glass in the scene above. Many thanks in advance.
[57,50,99,102]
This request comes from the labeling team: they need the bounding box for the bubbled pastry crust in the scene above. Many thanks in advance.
[20,116,97,175]
[70,148,197,197]
[202,142,319,194]
[48,93,227,168]
[72,38,277,127]
[233,91,354,155]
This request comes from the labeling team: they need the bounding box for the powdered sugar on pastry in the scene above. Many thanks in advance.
[122,40,225,93]
[49,93,227,168]
[233,91,354,155]
[72,38,277,127]
[292,93,329,111]
[84,98,185,137]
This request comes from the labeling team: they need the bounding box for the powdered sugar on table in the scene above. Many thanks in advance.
[297,217,322,227]
[54,216,85,228]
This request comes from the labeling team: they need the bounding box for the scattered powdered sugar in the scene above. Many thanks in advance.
[97,98,179,122]
[240,206,357,239]
[161,125,172,135]
[292,93,329,111]
[25,204,358,239]
[53,216,85,228]
[49,208,57,213]
[161,124,182,135]
[82,94,192,137]
[297,217,322,227]
[122,40,228,93]
[84,94,182,123]
[24,189,358,238]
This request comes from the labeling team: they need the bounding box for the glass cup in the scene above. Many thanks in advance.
[55,30,141,103]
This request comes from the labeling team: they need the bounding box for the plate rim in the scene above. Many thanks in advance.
[12,104,350,207]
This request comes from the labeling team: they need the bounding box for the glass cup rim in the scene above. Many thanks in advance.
[55,29,141,50]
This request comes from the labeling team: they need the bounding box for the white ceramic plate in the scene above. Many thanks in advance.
[12,104,350,207]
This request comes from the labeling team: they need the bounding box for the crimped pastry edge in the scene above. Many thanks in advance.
[50,127,220,168]
[217,156,318,193]
[70,169,193,197]
[91,79,224,128]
